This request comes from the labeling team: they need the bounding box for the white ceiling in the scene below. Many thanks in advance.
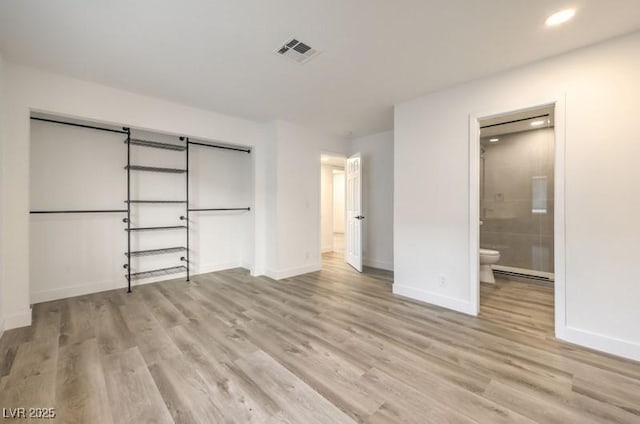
[1,1,639,138]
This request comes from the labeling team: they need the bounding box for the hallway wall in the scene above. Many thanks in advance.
[350,130,394,270]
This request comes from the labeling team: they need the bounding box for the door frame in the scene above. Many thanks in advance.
[468,95,566,337]
[319,151,347,263]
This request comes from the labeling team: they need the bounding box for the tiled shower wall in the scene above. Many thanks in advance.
[480,128,554,274]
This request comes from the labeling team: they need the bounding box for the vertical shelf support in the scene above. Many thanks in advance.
[183,137,190,282]
[125,127,132,292]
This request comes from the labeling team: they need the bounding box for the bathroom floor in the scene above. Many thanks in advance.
[480,277,554,338]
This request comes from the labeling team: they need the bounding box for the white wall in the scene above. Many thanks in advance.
[267,120,347,279]
[321,164,334,252]
[350,130,394,271]
[1,63,268,329]
[332,171,345,233]
[29,122,252,303]
[394,32,640,361]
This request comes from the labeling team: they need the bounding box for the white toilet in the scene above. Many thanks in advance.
[479,248,500,284]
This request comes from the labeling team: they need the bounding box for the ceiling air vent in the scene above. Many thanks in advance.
[276,38,319,64]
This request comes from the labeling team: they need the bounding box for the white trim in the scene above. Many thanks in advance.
[469,96,567,331]
[0,317,5,337]
[265,263,322,280]
[194,262,245,275]
[31,276,169,303]
[393,284,475,315]
[240,261,254,275]
[553,96,568,337]
[468,115,481,316]
[32,280,126,304]
[3,307,32,330]
[558,326,640,362]
[364,258,394,271]
[31,262,246,303]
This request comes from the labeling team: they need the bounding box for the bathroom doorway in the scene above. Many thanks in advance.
[320,153,346,265]
[470,101,566,335]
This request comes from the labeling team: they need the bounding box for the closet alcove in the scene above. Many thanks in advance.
[29,114,253,302]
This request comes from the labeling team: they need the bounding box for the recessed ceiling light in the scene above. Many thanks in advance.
[489,138,499,143]
[530,120,546,127]
[546,9,576,26]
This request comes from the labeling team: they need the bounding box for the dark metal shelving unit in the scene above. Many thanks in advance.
[30,116,253,294]
[124,134,190,290]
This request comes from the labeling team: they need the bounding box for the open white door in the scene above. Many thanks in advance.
[346,153,363,272]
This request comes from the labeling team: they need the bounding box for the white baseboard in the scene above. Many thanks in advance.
[194,261,245,275]
[392,284,475,315]
[364,257,394,271]
[557,325,640,362]
[240,262,254,275]
[0,316,5,337]
[31,273,186,304]
[30,262,249,304]
[3,308,32,330]
[265,263,322,280]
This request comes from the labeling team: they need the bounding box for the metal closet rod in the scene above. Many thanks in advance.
[30,209,127,214]
[30,116,129,134]
[188,140,251,153]
[188,207,251,211]
[30,117,248,154]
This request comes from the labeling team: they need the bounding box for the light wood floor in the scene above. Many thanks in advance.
[1,253,639,423]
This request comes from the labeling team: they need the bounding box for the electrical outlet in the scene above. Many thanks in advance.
[439,274,447,287]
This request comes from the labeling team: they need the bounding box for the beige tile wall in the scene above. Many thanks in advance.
[480,128,554,273]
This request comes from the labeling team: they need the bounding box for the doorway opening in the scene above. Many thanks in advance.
[471,103,564,336]
[320,153,346,265]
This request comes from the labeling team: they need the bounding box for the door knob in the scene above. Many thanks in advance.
[355,215,365,220]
